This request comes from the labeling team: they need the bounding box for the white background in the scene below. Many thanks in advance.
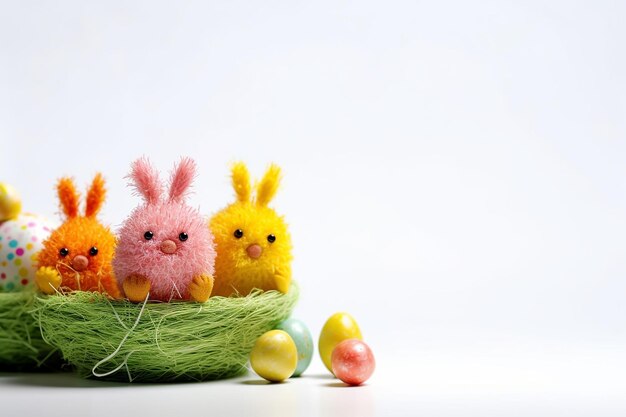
[1,1,625,416]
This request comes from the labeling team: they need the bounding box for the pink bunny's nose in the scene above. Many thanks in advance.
[161,239,177,254]
[246,244,262,259]
[73,255,89,271]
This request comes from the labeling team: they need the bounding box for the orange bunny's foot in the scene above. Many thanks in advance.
[35,266,62,295]
[123,274,150,303]
[188,274,214,303]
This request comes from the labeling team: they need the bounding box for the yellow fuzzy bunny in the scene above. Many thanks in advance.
[210,162,293,296]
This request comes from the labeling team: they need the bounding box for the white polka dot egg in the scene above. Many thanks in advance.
[0,213,56,292]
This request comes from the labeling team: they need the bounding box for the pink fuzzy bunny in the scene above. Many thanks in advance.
[113,157,216,303]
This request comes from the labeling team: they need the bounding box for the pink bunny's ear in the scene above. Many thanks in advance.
[128,157,162,204]
[168,157,196,202]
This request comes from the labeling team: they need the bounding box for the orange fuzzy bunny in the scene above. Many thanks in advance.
[35,174,120,297]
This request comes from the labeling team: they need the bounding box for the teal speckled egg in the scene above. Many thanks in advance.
[276,318,313,377]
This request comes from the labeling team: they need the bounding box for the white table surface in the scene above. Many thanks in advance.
[2,344,624,417]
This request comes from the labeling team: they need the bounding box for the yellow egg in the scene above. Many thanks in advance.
[250,330,298,382]
[319,312,363,373]
[0,183,22,221]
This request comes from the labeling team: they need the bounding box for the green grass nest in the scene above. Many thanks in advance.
[0,291,60,370]
[32,283,298,382]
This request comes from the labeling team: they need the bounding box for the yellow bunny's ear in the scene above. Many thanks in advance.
[231,162,252,203]
[255,164,281,207]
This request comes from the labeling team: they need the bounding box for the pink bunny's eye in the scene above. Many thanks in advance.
[179,232,188,241]
[144,231,154,240]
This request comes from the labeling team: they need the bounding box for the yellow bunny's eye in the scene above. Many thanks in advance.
[267,234,276,243]
[234,229,244,239]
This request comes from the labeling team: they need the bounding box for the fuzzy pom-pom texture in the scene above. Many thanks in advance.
[33,283,299,382]
[113,157,216,302]
[114,202,214,300]
[36,174,120,297]
[210,162,293,296]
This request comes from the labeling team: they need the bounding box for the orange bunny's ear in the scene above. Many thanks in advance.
[85,173,106,217]
[57,177,79,218]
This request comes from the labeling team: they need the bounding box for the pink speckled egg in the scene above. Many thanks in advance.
[331,339,375,386]
[0,214,56,292]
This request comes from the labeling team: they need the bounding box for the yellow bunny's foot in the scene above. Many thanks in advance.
[123,274,150,303]
[35,266,62,295]
[188,274,214,303]
[274,269,291,294]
